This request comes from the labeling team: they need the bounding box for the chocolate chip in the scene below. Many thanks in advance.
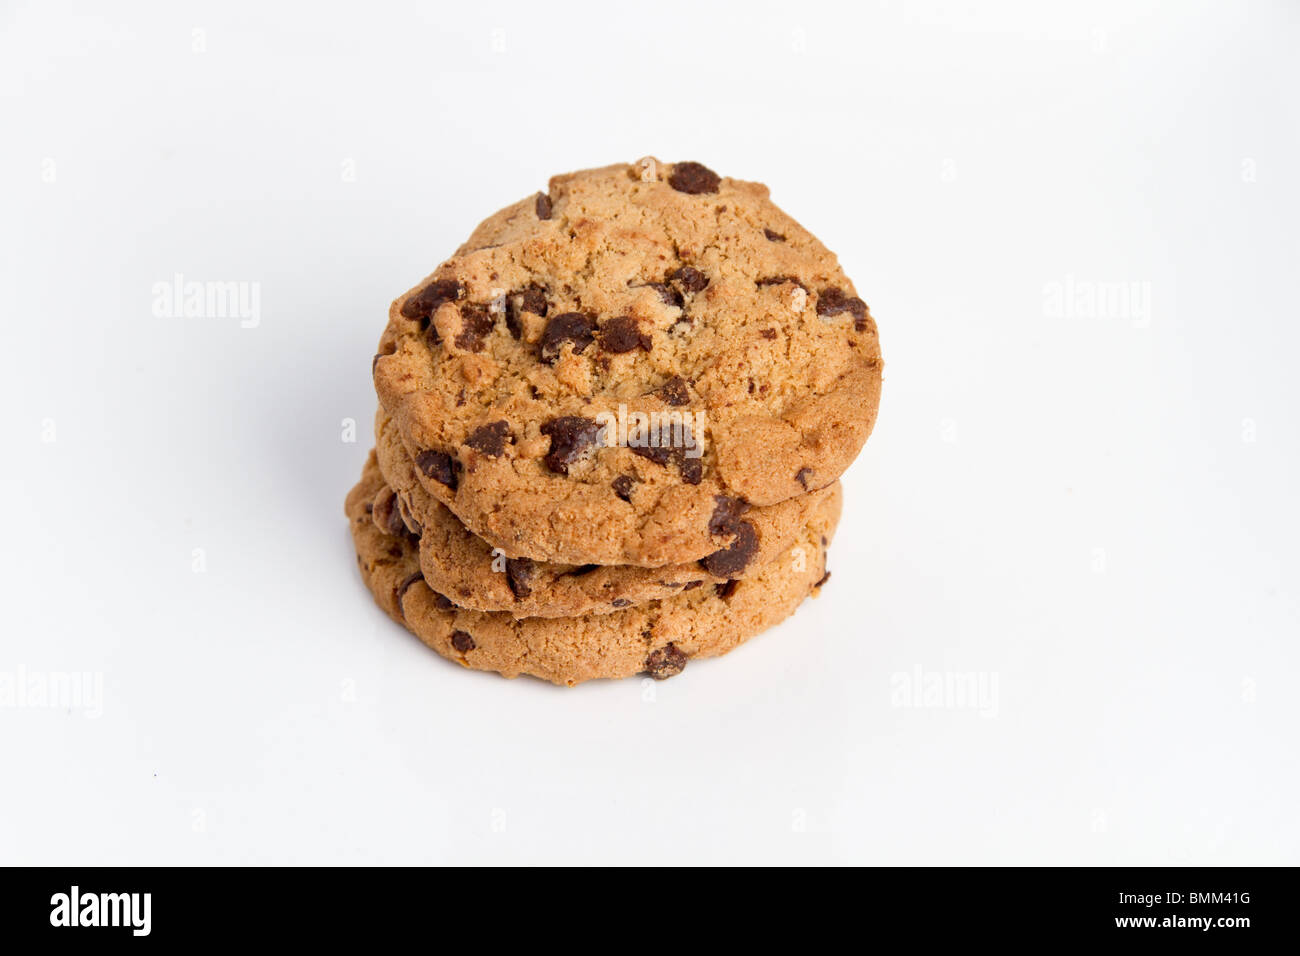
[629,444,672,466]
[814,571,831,589]
[669,266,709,293]
[757,274,808,292]
[709,495,750,535]
[432,591,457,611]
[540,416,603,474]
[396,571,424,611]
[648,282,684,308]
[415,449,458,490]
[612,475,635,501]
[678,456,703,485]
[764,228,786,242]
[539,312,597,362]
[600,315,651,353]
[535,192,552,220]
[450,630,476,652]
[816,287,868,325]
[454,303,496,352]
[715,580,740,600]
[373,487,406,537]
[655,376,690,406]
[795,467,813,489]
[611,598,631,608]
[464,420,511,457]
[506,284,549,338]
[668,162,721,195]
[504,558,535,599]
[645,643,688,679]
[682,580,704,591]
[760,328,777,340]
[399,278,462,323]
[700,521,758,578]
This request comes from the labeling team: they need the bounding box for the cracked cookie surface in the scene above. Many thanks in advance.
[372,158,882,566]
[346,451,833,686]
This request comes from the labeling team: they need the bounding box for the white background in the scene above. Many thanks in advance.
[2,0,1297,865]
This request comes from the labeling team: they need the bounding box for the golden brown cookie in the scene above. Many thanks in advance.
[346,452,835,686]
[372,158,882,566]
[368,430,842,617]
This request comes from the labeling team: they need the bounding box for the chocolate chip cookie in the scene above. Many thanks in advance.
[372,158,882,566]
[368,433,842,617]
[346,452,833,686]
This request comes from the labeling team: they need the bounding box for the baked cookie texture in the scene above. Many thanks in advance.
[371,407,842,617]
[349,158,879,684]
[346,453,834,686]
[372,158,882,566]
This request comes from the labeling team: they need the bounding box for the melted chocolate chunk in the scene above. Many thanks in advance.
[464,420,511,457]
[399,278,462,323]
[506,284,549,338]
[454,303,495,352]
[645,643,688,679]
[814,571,831,589]
[757,274,808,292]
[504,558,535,599]
[535,192,552,220]
[432,591,457,611]
[450,630,476,652]
[759,328,777,340]
[709,495,750,535]
[629,443,672,466]
[396,571,424,611]
[678,456,703,485]
[795,467,813,489]
[540,416,602,474]
[669,266,709,293]
[763,228,786,242]
[655,376,691,406]
[539,312,597,362]
[682,580,704,591]
[816,287,868,324]
[600,315,651,353]
[668,161,721,195]
[612,475,635,501]
[415,449,458,490]
[700,521,758,578]
[648,282,684,308]
[611,598,631,608]
[716,579,740,600]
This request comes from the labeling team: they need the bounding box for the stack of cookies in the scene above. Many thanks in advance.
[348,158,883,686]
